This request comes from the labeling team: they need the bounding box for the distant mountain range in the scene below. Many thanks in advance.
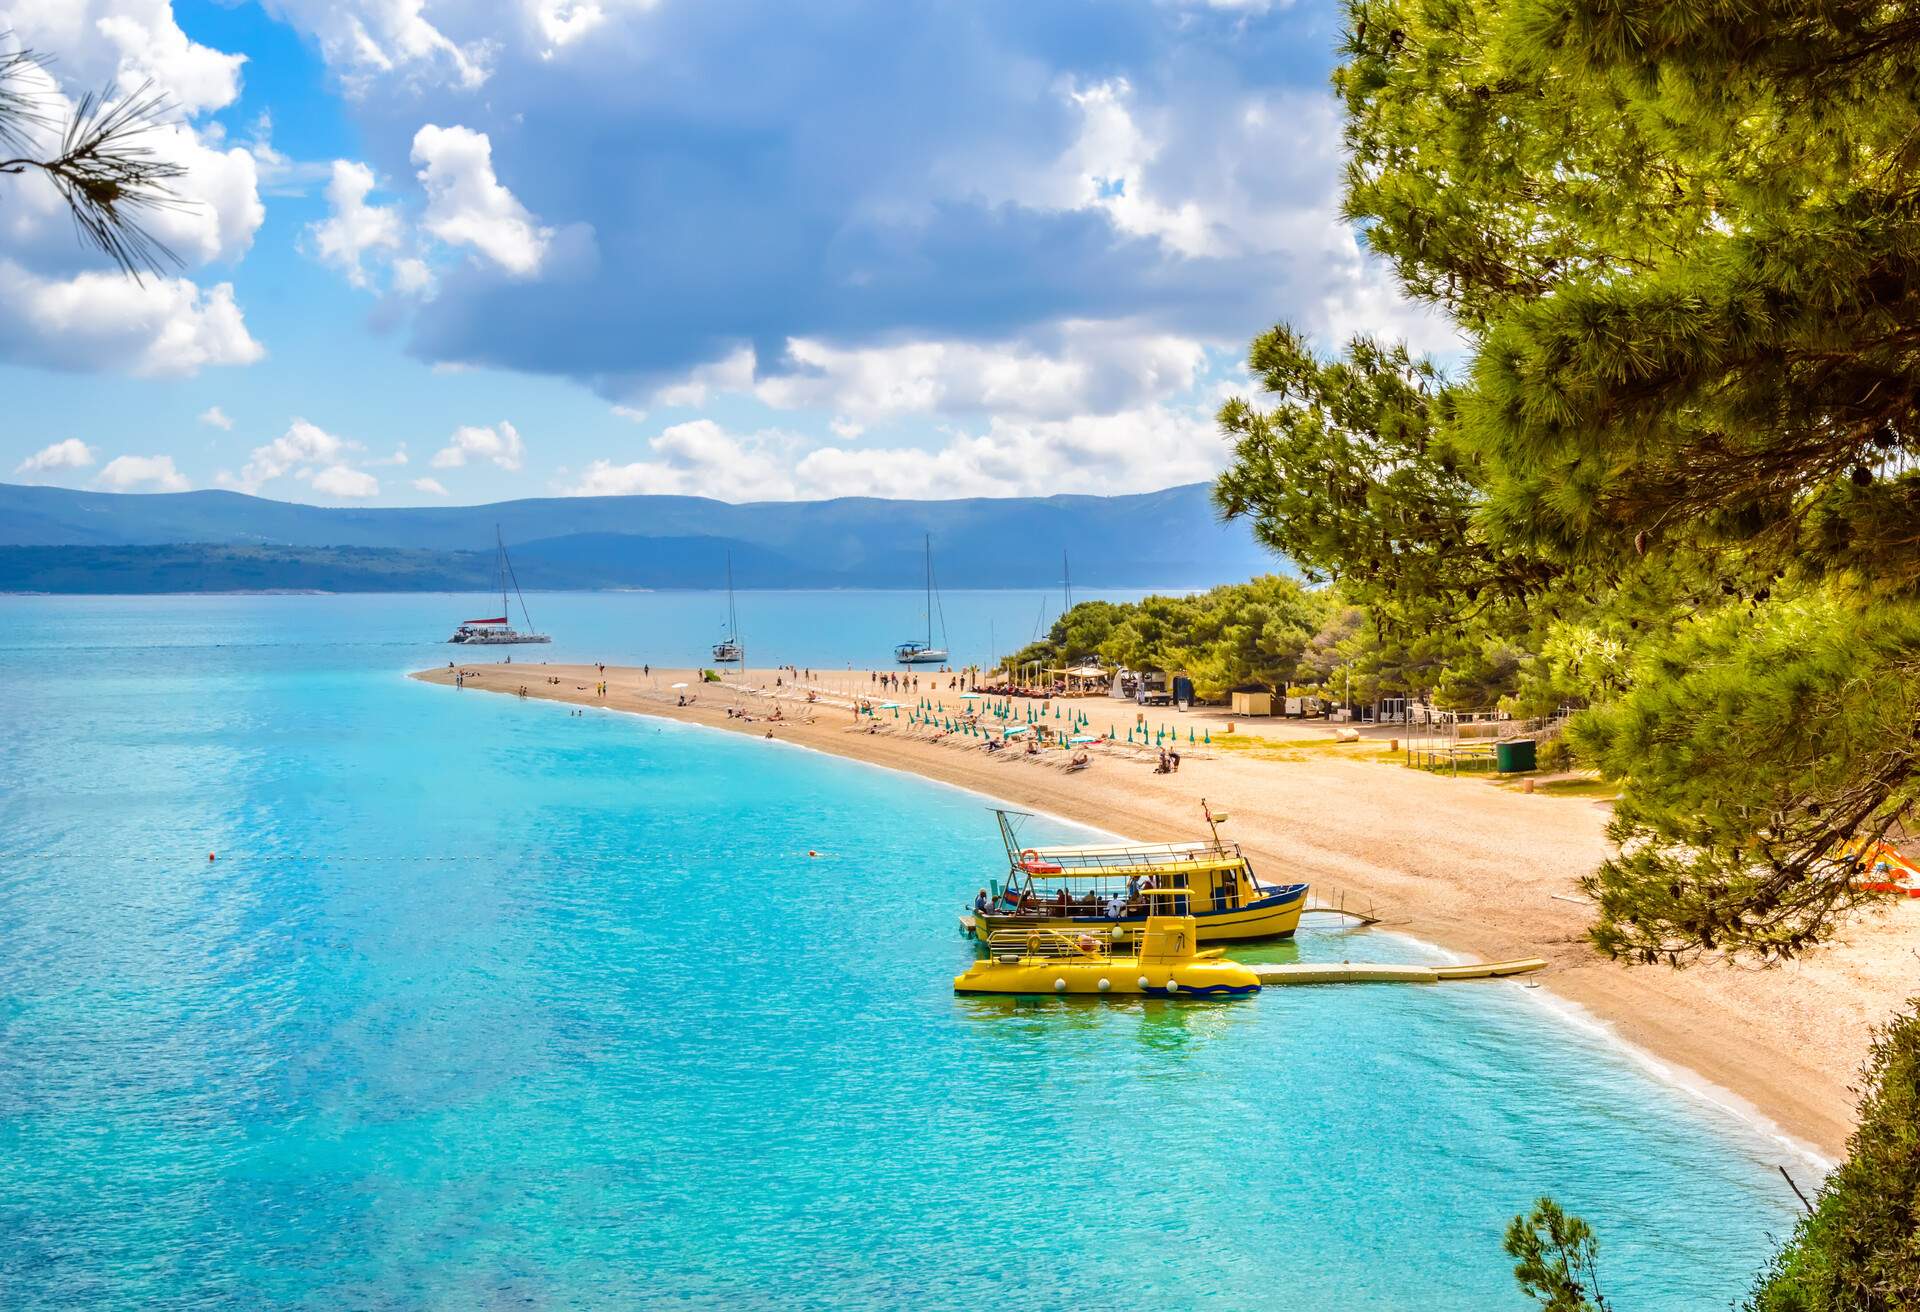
[0,482,1278,592]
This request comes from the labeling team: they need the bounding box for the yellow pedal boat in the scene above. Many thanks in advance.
[954,890,1261,998]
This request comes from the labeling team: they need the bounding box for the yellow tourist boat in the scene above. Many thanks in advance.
[961,808,1308,946]
[954,890,1261,996]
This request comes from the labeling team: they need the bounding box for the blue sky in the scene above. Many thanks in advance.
[0,0,1453,506]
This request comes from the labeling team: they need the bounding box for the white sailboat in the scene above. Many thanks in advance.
[447,528,552,645]
[894,533,951,665]
[712,551,744,663]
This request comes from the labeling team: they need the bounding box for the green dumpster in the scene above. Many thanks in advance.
[1496,738,1537,772]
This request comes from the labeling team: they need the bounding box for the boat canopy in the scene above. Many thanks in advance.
[462,616,509,625]
[1024,839,1226,860]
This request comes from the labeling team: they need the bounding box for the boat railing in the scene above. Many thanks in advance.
[983,925,1125,962]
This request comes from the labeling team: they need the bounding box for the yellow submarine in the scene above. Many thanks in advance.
[953,889,1261,997]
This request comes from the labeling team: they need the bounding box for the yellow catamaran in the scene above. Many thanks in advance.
[961,807,1308,946]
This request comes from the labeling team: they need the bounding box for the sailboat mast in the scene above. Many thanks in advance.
[924,533,933,649]
[726,551,737,639]
[497,526,509,621]
[1063,550,1073,614]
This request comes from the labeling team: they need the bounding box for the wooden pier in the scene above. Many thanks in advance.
[1247,957,1547,985]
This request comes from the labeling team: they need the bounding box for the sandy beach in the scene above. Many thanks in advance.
[415,659,1920,1160]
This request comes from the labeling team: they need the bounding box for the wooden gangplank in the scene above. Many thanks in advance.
[1248,957,1547,985]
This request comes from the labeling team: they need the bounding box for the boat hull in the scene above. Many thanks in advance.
[954,957,1260,996]
[449,631,552,644]
[970,884,1306,946]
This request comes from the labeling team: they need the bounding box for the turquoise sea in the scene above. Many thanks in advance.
[1,594,1803,1309]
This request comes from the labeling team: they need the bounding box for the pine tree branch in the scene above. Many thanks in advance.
[0,37,192,281]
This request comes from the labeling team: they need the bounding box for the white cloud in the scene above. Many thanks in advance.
[0,261,263,377]
[1054,78,1212,258]
[260,0,490,91]
[8,0,246,116]
[431,420,525,470]
[410,476,449,496]
[1314,255,1466,358]
[391,257,435,294]
[611,403,647,423]
[566,419,796,500]
[236,4,1451,408]
[310,464,380,498]
[95,453,189,492]
[310,160,404,287]
[652,344,755,408]
[198,405,234,430]
[219,418,356,493]
[562,402,1226,503]
[795,405,1227,500]
[13,438,96,479]
[829,416,864,440]
[755,324,1205,422]
[411,125,551,276]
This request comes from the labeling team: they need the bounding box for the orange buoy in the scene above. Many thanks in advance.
[208,852,216,862]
